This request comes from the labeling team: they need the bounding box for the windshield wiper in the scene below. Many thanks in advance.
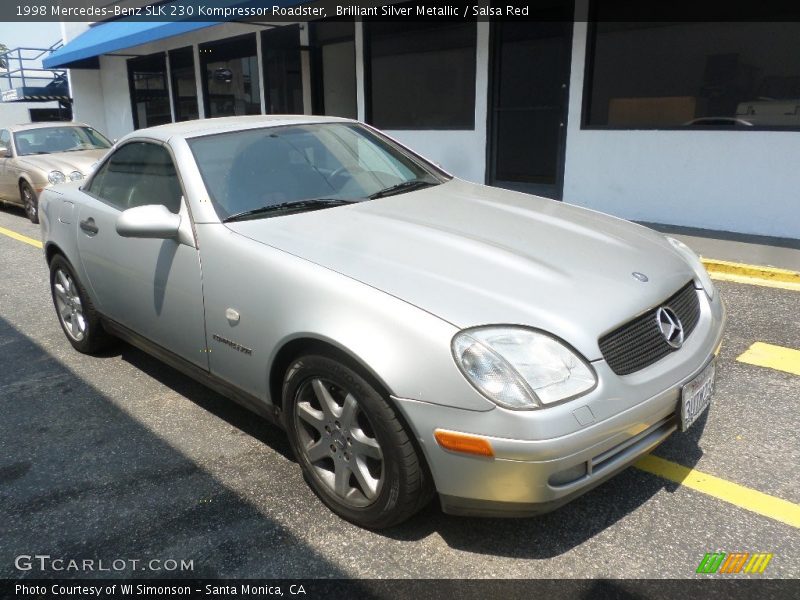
[223,198,355,223]
[368,179,437,200]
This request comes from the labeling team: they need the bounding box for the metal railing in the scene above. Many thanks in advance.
[0,43,67,92]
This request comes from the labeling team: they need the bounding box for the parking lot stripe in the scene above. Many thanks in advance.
[635,454,800,529]
[736,342,800,377]
[0,225,42,249]
[701,258,800,292]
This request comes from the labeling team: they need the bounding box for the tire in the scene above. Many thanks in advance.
[283,355,433,529]
[49,254,113,353]
[21,181,39,224]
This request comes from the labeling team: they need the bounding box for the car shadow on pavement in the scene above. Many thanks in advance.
[115,342,296,463]
[0,317,352,579]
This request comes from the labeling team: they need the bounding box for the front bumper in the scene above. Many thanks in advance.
[393,287,726,517]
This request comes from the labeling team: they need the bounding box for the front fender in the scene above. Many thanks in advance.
[195,223,495,413]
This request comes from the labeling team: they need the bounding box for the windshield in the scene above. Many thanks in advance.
[188,123,446,221]
[14,126,112,156]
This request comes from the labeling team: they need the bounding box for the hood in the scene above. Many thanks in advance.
[228,179,696,360]
[18,148,108,179]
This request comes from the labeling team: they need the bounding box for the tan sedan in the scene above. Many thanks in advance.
[0,122,112,223]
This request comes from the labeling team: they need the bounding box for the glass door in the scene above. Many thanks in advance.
[487,17,573,199]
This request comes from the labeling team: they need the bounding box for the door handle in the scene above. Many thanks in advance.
[79,218,99,235]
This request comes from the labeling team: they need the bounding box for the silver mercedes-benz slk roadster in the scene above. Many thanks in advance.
[40,115,725,528]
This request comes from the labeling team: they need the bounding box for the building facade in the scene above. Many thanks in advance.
[48,1,800,239]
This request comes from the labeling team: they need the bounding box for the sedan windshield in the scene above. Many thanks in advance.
[188,123,446,221]
[14,126,112,156]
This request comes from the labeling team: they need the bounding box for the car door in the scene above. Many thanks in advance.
[0,129,13,201]
[76,140,209,369]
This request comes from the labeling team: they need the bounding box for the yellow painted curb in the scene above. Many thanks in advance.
[736,342,800,377]
[0,225,43,249]
[635,454,800,529]
[701,258,800,292]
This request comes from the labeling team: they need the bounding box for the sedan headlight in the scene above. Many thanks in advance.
[666,236,715,299]
[68,170,83,181]
[48,170,66,185]
[452,327,597,410]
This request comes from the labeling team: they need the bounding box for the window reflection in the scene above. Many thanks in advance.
[586,17,800,128]
[169,46,199,122]
[128,53,171,129]
[200,34,261,117]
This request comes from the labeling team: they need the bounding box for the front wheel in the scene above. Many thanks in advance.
[49,254,113,353]
[283,355,432,528]
[21,181,38,224]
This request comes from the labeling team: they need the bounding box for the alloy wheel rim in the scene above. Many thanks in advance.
[294,377,385,507]
[23,187,36,220]
[53,269,86,341]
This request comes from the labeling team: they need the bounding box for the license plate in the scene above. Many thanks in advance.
[680,360,716,431]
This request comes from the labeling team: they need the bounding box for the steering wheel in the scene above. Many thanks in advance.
[329,165,365,189]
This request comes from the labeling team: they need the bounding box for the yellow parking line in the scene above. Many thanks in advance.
[736,342,800,376]
[701,258,800,292]
[635,454,800,529]
[0,225,42,249]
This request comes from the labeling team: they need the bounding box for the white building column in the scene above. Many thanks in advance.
[474,20,491,184]
[354,19,366,121]
[255,31,267,114]
[299,24,313,115]
[164,51,176,122]
[192,43,205,119]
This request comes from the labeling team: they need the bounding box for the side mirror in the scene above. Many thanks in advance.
[116,204,181,239]
[0,147,8,158]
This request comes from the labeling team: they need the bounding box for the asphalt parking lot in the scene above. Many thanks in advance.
[0,206,798,580]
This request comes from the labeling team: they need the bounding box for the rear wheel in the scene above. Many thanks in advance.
[21,181,38,224]
[284,355,432,528]
[49,254,113,353]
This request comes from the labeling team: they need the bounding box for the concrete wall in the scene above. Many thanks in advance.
[562,19,800,239]
[0,103,47,127]
[68,69,108,134]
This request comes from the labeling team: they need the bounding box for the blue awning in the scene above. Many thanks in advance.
[43,0,307,69]
[43,21,221,69]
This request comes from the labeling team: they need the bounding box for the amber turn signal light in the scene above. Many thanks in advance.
[434,429,494,457]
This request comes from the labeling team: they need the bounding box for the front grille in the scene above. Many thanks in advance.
[599,282,701,375]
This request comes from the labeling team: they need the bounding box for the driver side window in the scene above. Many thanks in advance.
[88,142,183,213]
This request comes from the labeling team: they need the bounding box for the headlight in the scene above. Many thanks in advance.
[48,170,66,185]
[666,236,715,299]
[452,327,597,410]
[68,171,83,181]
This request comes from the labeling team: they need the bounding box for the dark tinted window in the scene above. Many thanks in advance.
[88,142,182,213]
[200,34,261,117]
[128,53,171,129]
[585,19,800,128]
[367,20,477,129]
[169,47,199,122]
[262,25,303,114]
